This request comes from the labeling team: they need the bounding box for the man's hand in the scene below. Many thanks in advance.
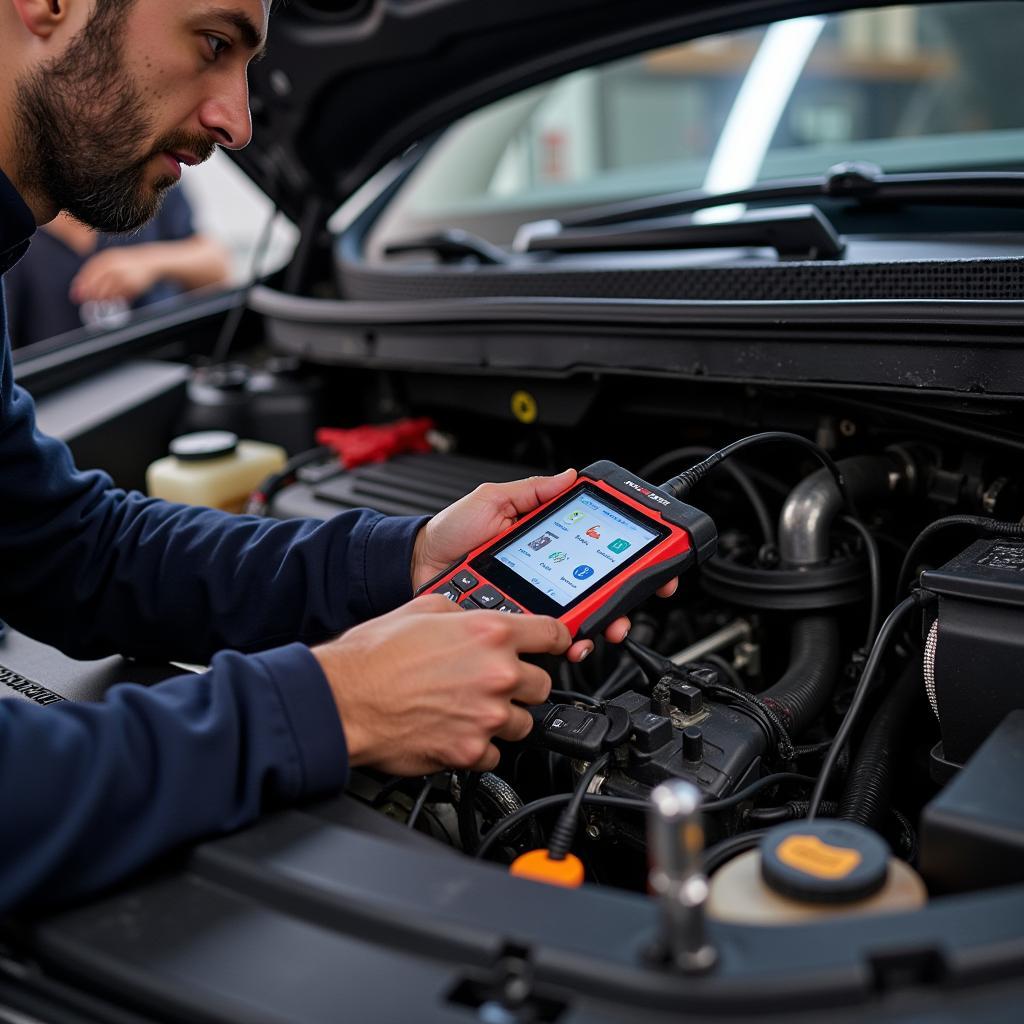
[410,469,679,662]
[313,595,570,775]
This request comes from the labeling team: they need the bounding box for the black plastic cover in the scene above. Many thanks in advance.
[921,539,1024,764]
[604,687,764,800]
[920,710,1024,894]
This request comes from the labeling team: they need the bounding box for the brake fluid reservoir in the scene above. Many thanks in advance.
[146,431,286,513]
[707,821,926,924]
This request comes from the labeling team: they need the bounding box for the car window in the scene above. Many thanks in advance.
[371,1,1024,246]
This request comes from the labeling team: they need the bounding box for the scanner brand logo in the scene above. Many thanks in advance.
[0,665,64,705]
[623,481,670,506]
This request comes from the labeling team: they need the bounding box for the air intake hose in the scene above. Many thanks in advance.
[759,616,840,737]
[838,663,921,828]
[759,454,910,739]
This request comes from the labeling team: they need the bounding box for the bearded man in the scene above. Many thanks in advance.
[0,0,666,912]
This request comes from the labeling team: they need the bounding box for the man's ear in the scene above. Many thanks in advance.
[10,0,71,39]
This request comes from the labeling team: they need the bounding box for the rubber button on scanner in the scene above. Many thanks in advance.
[459,596,483,609]
[496,601,522,614]
[452,569,479,592]
[472,585,504,609]
[432,582,461,602]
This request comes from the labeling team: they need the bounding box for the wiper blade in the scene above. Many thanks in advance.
[384,228,508,265]
[556,162,1024,231]
[520,204,844,261]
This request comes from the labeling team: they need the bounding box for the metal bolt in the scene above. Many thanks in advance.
[586,824,601,840]
[647,780,717,973]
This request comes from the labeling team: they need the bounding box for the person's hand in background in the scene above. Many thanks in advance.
[69,235,231,305]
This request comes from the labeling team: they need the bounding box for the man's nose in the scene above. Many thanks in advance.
[198,74,254,151]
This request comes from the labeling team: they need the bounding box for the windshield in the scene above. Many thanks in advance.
[368,2,1024,249]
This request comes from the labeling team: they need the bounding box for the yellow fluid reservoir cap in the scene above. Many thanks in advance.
[510,849,585,888]
[761,821,889,904]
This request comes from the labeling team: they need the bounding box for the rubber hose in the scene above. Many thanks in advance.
[760,455,902,741]
[758,616,840,738]
[476,772,543,851]
[838,662,922,829]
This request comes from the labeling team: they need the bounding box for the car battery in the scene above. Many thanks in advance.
[921,538,1024,768]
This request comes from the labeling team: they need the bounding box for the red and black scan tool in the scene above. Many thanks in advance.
[416,461,717,640]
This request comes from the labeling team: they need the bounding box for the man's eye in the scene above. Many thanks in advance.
[205,35,230,59]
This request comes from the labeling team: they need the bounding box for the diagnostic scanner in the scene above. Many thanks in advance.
[416,461,717,639]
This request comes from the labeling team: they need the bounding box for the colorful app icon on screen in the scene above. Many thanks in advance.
[565,510,585,523]
[607,538,631,554]
[586,526,601,539]
[573,565,595,580]
[549,551,568,563]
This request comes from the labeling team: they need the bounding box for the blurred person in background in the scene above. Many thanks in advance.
[4,186,229,348]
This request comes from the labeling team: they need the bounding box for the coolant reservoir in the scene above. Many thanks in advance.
[707,821,926,924]
[146,431,286,513]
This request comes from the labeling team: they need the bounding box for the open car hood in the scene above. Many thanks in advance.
[240,0,901,223]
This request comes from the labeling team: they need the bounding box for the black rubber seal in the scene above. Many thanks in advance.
[700,553,866,611]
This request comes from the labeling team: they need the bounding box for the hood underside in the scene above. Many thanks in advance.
[240,0,909,223]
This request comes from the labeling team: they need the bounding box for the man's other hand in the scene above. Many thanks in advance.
[409,469,679,662]
[313,596,570,775]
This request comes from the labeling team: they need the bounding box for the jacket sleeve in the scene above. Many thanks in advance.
[0,642,348,913]
[0,348,425,662]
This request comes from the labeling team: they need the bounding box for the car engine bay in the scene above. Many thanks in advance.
[241,368,1024,918]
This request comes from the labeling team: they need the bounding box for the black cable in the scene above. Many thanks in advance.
[659,432,853,517]
[592,657,642,701]
[549,688,602,708]
[210,203,279,366]
[745,800,839,825]
[547,753,611,860]
[822,392,1024,457]
[475,792,642,861]
[244,444,334,516]
[698,772,815,813]
[807,591,935,818]
[370,776,413,808]
[840,514,882,647]
[474,771,813,861]
[624,638,795,761]
[406,777,434,830]
[694,652,745,691]
[701,829,767,874]
[640,445,776,547]
[793,738,835,757]
[895,514,1024,599]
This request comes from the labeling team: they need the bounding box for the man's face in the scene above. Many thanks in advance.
[14,0,267,233]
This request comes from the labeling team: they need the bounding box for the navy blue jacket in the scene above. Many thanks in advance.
[0,170,424,912]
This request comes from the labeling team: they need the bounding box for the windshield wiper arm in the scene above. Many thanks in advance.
[555,162,1024,231]
[384,228,508,265]
[520,204,844,261]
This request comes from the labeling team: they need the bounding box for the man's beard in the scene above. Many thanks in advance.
[13,11,214,234]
